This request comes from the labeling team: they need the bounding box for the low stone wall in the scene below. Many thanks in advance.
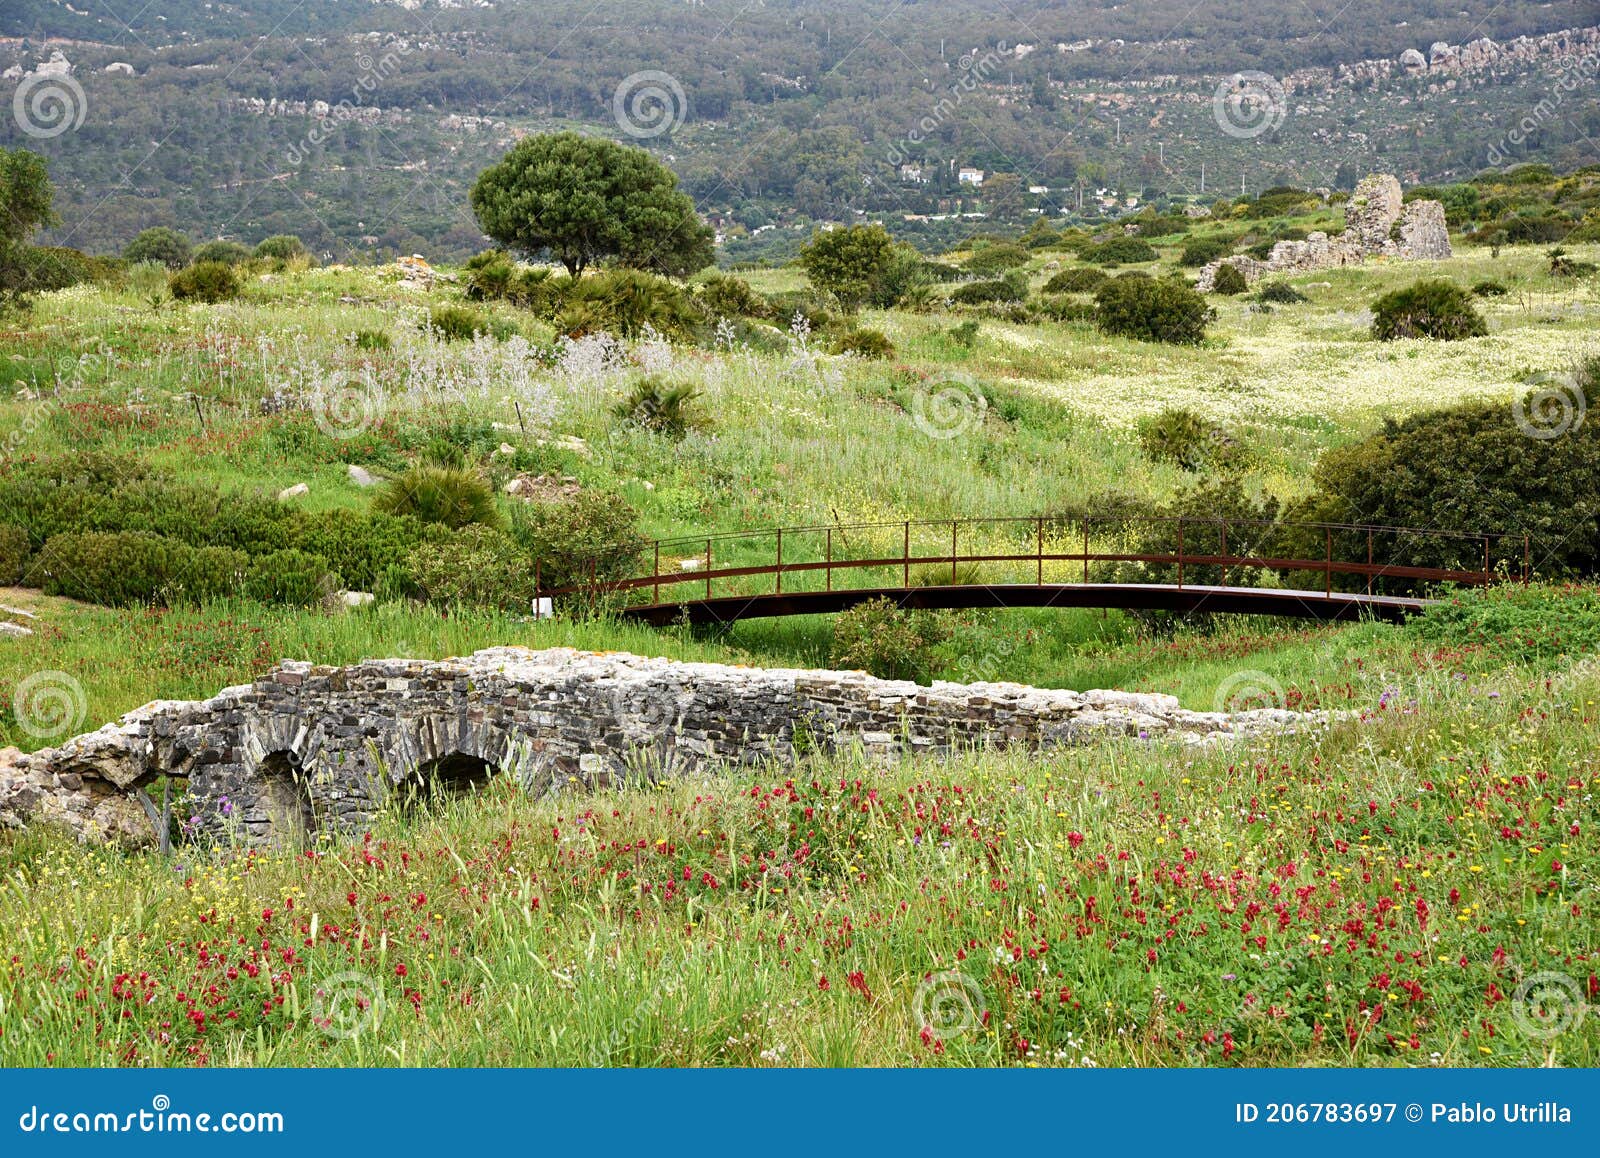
[0,648,1330,846]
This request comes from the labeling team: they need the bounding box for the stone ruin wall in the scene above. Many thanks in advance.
[0,647,1332,848]
[1197,174,1453,291]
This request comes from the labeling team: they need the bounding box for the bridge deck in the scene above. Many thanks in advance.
[618,582,1434,626]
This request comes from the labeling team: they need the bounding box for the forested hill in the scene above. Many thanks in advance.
[2,1,1595,260]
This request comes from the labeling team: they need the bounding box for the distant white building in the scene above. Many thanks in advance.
[958,167,985,186]
[899,163,927,183]
[1028,184,1049,195]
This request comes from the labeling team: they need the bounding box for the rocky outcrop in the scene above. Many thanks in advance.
[0,648,1336,848]
[1198,173,1451,289]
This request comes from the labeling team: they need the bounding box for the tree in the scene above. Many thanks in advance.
[0,148,58,312]
[798,223,897,312]
[124,227,193,270]
[470,133,713,278]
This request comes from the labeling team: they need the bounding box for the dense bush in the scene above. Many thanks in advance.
[243,549,338,607]
[1405,584,1600,665]
[951,274,1026,305]
[1042,266,1108,294]
[123,227,192,270]
[1083,237,1157,266]
[1370,280,1487,341]
[1210,263,1248,295]
[291,509,431,591]
[0,524,29,584]
[1471,279,1509,297]
[6,246,117,293]
[963,241,1031,275]
[1138,407,1236,471]
[1283,359,1600,582]
[508,491,645,592]
[557,269,699,339]
[831,328,895,359]
[169,261,242,303]
[253,235,310,263]
[373,466,500,529]
[1179,236,1231,266]
[406,525,535,610]
[1036,295,1097,323]
[828,596,950,682]
[798,223,898,311]
[24,532,244,606]
[611,378,709,438]
[1256,281,1307,304]
[428,304,490,341]
[192,240,252,265]
[694,273,768,319]
[1093,273,1211,345]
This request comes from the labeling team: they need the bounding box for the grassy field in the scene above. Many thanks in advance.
[1,225,1598,1067]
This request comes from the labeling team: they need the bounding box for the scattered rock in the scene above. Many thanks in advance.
[0,622,32,638]
[339,591,375,609]
[504,474,582,501]
[346,465,378,488]
[277,483,309,501]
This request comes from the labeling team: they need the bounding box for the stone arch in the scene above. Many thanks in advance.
[385,715,513,808]
[252,751,314,847]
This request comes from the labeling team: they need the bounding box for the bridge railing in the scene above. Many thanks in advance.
[535,516,1529,609]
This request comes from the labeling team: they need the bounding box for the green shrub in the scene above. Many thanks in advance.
[1084,237,1157,266]
[1138,407,1235,471]
[7,246,116,293]
[405,525,534,610]
[947,320,980,346]
[1548,248,1598,278]
[963,241,1031,275]
[244,549,338,607]
[1043,266,1109,294]
[428,304,490,341]
[762,291,835,332]
[1404,584,1600,665]
[1284,358,1600,582]
[351,329,391,351]
[192,240,252,266]
[169,261,242,303]
[291,509,429,591]
[373,466,500,529]
[1256,281,1307,304]
[611,378,709,438]
[1370,280,1487,341]
[0,524,29,584]
[831,328,895,359]
[557,269,699,339]
[1179,236,1231,266]
[1210,263,1248,295]
[253,234,310,263]
[695,273,769,319]
[1036,295,1097,323]
[508,491,645,592]
[1094,273,1211,345]
[23,532,245,606]
[123,227,192,270]
[952,276,1025,305]
[1471,279,1509,297]
[828,596,950,682]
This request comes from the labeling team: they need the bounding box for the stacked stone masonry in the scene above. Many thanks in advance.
[0,648,1333,847]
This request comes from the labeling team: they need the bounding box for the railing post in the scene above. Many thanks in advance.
[775,528,783,595]
[1220,520,1228,588]
[826,527,832,592]
[1037,516,1044,586]
[903,520,910,588]
[1483,536,1490,587]
[951,520,958,585]
[1324,527,1332,597]
[1524,534,1530,585]
[705,538,712,600]
[1366,530,1373,596]
[1176,518,1184,589]
[534,556,541,600]
[1082,519,1089,584]
[651,543,659,605]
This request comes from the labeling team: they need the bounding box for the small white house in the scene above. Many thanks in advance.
[957,167,984,186]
